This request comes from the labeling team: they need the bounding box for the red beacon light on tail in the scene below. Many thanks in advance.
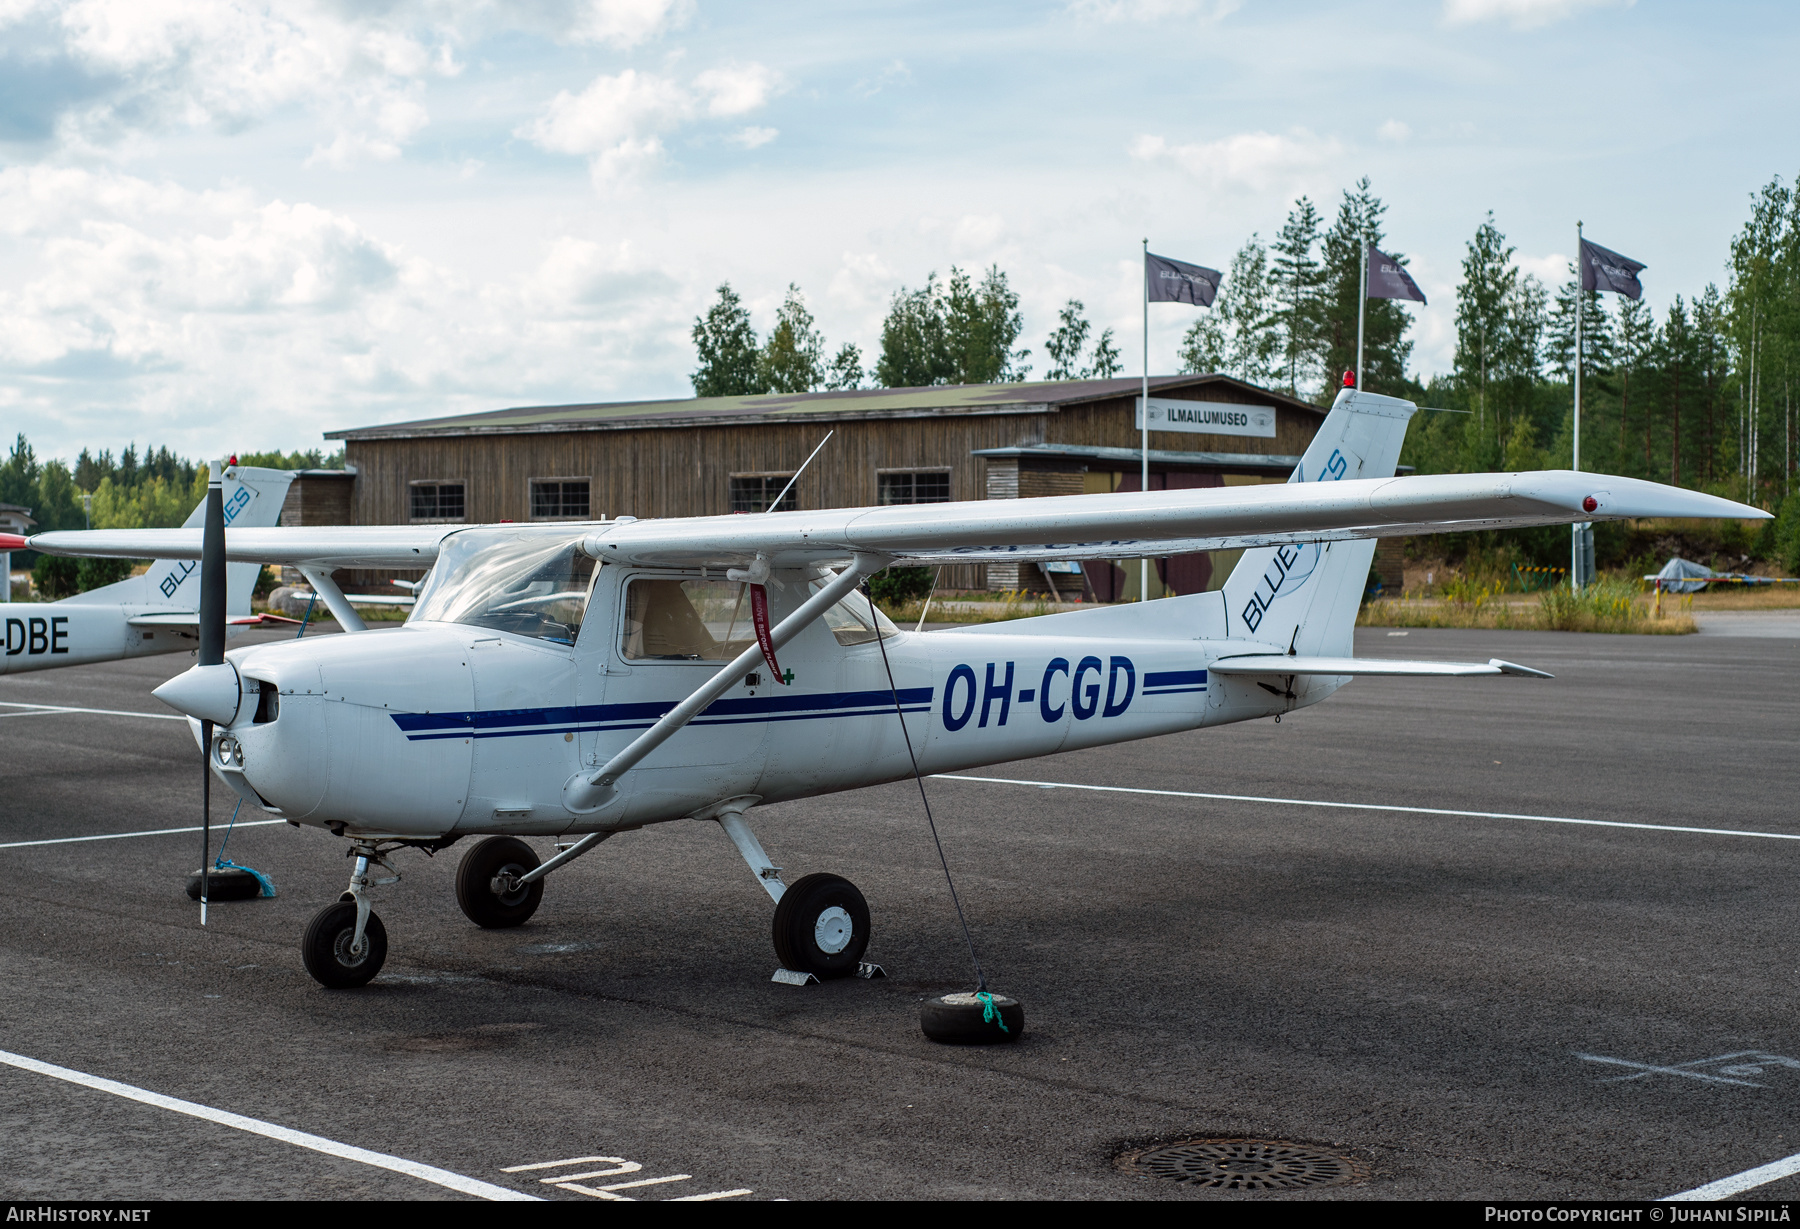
[1342,369,1355,388]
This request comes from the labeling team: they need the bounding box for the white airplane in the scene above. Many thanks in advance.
[27,390,1765,995]
[0,463,295,675]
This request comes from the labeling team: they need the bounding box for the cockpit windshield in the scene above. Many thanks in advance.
[409,529,595,645]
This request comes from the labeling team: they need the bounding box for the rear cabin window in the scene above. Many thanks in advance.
[620,576,900,660]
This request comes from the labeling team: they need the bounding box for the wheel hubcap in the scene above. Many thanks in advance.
[814,905,853,954]
[332,927,368,967]
[491,863,529,906]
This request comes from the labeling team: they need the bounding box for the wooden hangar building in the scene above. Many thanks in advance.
[321,375,1336,600]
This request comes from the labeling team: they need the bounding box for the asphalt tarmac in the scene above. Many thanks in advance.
[1,621,1798,1201]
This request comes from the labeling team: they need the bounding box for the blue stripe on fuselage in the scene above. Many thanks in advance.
[390,687,934,742]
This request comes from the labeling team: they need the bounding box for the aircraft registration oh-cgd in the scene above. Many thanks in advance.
[0,464,296,675]
[28,390,1768,989]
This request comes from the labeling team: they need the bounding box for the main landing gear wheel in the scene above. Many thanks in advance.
[771,872,870,979]
[301,901,388,989]
[455,836,544,929]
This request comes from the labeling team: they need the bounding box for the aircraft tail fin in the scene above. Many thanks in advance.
[77,466,297,610]
[1219,388,1416,654]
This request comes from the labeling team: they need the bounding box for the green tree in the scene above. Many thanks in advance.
[825,343,865,390]
[945,265,1029,383]
[691,283,766,397]
[1178,236,1279,385]
[1270,196,1326,397]
[1043,299,1120,380]
[759,284,825,393]
[875,273,953,388]
[1318,178,1415,400]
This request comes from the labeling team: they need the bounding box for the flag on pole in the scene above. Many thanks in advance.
[1145,252,1221,306]
[1579,239,1645,299]
[1366,247,1427,304]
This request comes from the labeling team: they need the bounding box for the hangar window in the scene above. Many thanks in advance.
[877,470,951,505]
[729,474,797,514]
[531,479,591,520]
[410,481,466,522]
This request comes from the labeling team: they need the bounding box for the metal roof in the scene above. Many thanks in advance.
[326,374,1323,442]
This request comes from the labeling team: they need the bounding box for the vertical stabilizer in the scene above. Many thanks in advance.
[1220,389,1416,655]
[71,466,297,611]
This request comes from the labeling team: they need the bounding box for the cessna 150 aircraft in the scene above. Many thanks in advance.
[28,390,1765,989]
[0,465,294,676]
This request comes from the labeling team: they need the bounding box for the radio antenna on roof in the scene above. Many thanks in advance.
[764,430,834,513]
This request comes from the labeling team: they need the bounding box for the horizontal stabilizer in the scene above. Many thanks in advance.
[1210,655,1552,679]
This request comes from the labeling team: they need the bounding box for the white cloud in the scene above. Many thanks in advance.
[694,63,786,117]
[1517,251,1571,286]
[1068,0,1240,20]
[1129,129,1341,194]
[564,0,692,48]
[522,61,784,184]
[521,69,690,156]
[1378,119,1410,142]
[1443,0,1633,30]
[1,0,458,162]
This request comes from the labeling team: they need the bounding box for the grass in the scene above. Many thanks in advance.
[1360,579,1697,635]
[881,590,1081,625]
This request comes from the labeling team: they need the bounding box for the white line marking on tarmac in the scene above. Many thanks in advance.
[1666,1150,1800,1200]
[934,774,1800,843]
[0,700,184,721]
[0,820,286,851]
[504,1154,752,1201]
[0,1048,539,1201]
[1575,1053,1769,1088]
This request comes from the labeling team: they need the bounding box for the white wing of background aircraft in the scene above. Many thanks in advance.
[0,464,294,675]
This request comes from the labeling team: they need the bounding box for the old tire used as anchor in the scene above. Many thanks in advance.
[455,836,545,929]
[185,866,263,901]
[771,872,870,979]
[920,992,1025,1044]
[301,901,388,989]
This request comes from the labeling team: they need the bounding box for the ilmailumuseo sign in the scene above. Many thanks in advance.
[1135,397,1276,439]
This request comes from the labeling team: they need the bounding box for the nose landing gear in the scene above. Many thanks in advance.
[301,843,398,989]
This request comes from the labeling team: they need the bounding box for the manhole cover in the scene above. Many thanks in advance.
[1117,1138,1364,1190]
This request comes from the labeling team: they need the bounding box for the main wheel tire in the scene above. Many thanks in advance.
[920,992,1025,1044]
[455,836,544,929]
[771,872,870,979]
[185,866,262,901]
[301,901,387,989]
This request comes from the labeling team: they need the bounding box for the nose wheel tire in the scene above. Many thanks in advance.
[301,901,387,989]
[771,872,870,979]
[455,836,545,929]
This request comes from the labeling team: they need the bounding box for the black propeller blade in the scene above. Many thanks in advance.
[197,460,227,924]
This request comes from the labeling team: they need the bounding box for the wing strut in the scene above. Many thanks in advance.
[555,553,890,819]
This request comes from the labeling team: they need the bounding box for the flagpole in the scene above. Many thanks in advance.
[1356,237,1368,392]
[1141,237,1150,604]
[1573,220,1583,592]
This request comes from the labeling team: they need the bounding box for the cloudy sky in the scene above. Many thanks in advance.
[0,0,1793,461]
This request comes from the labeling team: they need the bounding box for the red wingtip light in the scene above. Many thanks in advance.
[0,534,27,551]
[1342,369,1355,388]
[1582,495,1598,513]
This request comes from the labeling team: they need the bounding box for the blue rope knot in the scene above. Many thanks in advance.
[976,990,1009,1033]
[212,799,277,897]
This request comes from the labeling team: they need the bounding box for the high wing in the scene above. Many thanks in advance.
[26,470,1765,572]
[1210,655,1554,678]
